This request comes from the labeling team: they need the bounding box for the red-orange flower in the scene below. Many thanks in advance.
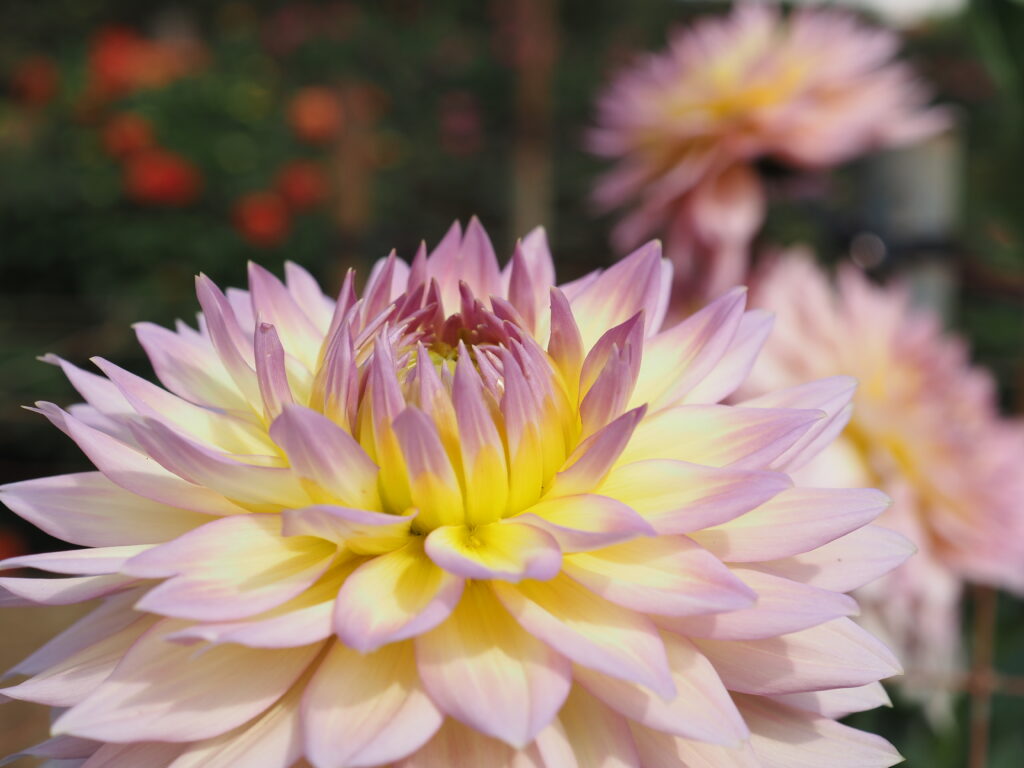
[9,55,59,107]
[102,112,155,159]
[276,160,329,211]
[234,191,292,247]
[288,87,345,144]
[124,149,202,207]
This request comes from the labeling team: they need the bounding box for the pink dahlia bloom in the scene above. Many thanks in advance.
[1,220,909,767]
[748,252,1024,711]
[590,3,947,308]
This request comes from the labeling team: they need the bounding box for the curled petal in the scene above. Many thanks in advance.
[425,522,562,583]
[282,505,412,555]
[515,494,655,552]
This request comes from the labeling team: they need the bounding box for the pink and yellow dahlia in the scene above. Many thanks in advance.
[590,3,947,307]
[749,252,1024,709]
[1,220,910,767]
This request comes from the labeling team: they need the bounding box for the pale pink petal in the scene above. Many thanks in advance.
[269,405,381,510]
[302,641,442,768]
[570,241,666,347]
[168,669,305,768]
[333,541,463,653]
[9,590,144,676]
[630,288,746,410]
[558,688,641,768]
[0,472,208,547]
[167,563,352,650]
[134,322,248,411]
[309,323,358,431]
[44,356,131,418]
[128,418,308,511]
[691,487,891,562]
[415,582,571,747]
[597,460,791,534]
[0,574,136,606]
[393,720,519,768]
[619,404,823,469]
[38,406,244,516]
[662,567,858,640]
[771,682,891,719]
[194,275,262,409]
[124,515,335,621]
[515,494,655,552]
[284,260,334,331]
[563,536,755,616]
[247,262,322,368]
[254,322,295,420]
[693,618,901,695]
[80,742,185,767]
[551,407,645,497]
[739,377,857,472]
[577,632,748,746]
[90,357,272,455]
[547,288,585,402]
[629,725,761,768]
[53,619,320,742]
[493,575,675,699]
[752,525,915,592]
[1,613,157,708]
[0,545,149,576]
[736,694,903,767]
[685,311,772,405]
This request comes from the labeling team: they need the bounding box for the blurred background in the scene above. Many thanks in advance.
[0,0,1022,765]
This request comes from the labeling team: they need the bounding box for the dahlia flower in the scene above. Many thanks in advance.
[748,252,1024,712]
[590,3,947,308]
[1,220,910,767]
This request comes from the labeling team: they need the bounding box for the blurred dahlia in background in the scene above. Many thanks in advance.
[589,2,948,311]
[747,252,1024,718]
[0,222,910,766]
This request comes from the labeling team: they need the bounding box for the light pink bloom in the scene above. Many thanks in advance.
[748,252,1024,713]
[590,3,947,308]
[1,221,908,767]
